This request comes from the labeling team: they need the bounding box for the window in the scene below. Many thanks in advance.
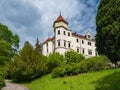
[76,39,79,43]
[47,48,48,52]
[58,41,60,46]
[68,42,71,48]
[88,42,91,46]
[68,32,70,36]
[82,40,84,44]
[46,43,48,47]
[82,49,84,54]
[77,48,79,53]
[64,31,66,35]
[58,30,60,35]
[64,41,66,47]
[88,35,91,38]
[88,50,92,55]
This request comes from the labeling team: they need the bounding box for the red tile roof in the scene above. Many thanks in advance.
[72,33,85,38]
[54,15,68,25]
[72,33,95,41]
[43,37,54,44]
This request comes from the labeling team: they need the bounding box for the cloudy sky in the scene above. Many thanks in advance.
[0,0,100,48]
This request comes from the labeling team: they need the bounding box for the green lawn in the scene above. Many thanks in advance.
[24,68,120,90]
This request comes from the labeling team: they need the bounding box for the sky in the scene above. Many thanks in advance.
[0,0,100,48]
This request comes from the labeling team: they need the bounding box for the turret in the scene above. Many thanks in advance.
[53,14,68,30]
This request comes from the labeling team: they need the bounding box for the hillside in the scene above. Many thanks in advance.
[25,68,120,90]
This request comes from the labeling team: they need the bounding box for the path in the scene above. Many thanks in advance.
[1,80,29,90]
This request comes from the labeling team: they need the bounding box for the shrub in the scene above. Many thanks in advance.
[52,63,80,78]
[65,50,85,63]
[79,56,110,73]
[52,56,110,78]
[47,53,64,73]
[52,67,65,78]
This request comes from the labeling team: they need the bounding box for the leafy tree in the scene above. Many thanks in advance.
[0,23,19,88]
[0,23,19,64]
[96,0,120,63]
[0,40,11,65]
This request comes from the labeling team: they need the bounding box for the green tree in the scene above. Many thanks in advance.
[0,23,19,88]
[9,41,48,82]
[0,23,19,63]
[96,0,120,63]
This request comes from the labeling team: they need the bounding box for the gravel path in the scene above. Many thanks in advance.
[1,80,29,90]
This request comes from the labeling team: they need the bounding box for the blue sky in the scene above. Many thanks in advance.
[0,0,100,48]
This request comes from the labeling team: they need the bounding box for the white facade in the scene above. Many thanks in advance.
[42,15,97,57]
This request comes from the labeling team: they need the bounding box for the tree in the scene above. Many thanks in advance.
[35,37,42,54]
[9,41,48,82]
[96,0,120,63]
[0,23,19,64]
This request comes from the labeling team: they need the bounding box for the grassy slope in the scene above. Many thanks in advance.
[25,68,120,90]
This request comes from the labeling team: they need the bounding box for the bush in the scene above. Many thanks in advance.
[47,53,64,73]
[52,67,65,78]
[52,56,110,78]
[79,56,110,73]
[65,50,85,63]
[52,63,80,78]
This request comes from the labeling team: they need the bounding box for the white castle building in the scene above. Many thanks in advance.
[42,14,97,57]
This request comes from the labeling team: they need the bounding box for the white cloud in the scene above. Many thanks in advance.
[0,0,100,48]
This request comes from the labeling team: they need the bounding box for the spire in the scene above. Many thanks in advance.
[59,10,61,16]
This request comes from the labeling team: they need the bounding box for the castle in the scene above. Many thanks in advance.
[42,14,97,58]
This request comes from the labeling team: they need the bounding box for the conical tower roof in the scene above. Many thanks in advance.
[53,15,68,27]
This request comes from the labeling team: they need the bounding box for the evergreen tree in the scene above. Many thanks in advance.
[96,0,120,63]
[35,37,42,54]
[9,41,47,82]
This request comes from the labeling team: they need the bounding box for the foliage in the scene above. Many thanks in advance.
[0,40,11,65]
[79,56,110,73]
[0,23,19,65]
[0,23,19,88]
[65,50,85,63]
[25,68,120,90]
[52,63,79,78]
[52,56,109,78]
[9,41,48,82]
[47,53,64,73]
[96,0,120,63]
[0,67,5,89]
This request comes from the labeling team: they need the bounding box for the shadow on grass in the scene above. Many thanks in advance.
[93,71,120,90]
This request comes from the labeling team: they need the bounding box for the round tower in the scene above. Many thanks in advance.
[53,14,72,54]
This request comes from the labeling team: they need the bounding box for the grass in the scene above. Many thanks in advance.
[24,68,120,90]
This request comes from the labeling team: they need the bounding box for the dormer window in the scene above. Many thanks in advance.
[88,35,91,38]
[86,32,92,39]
